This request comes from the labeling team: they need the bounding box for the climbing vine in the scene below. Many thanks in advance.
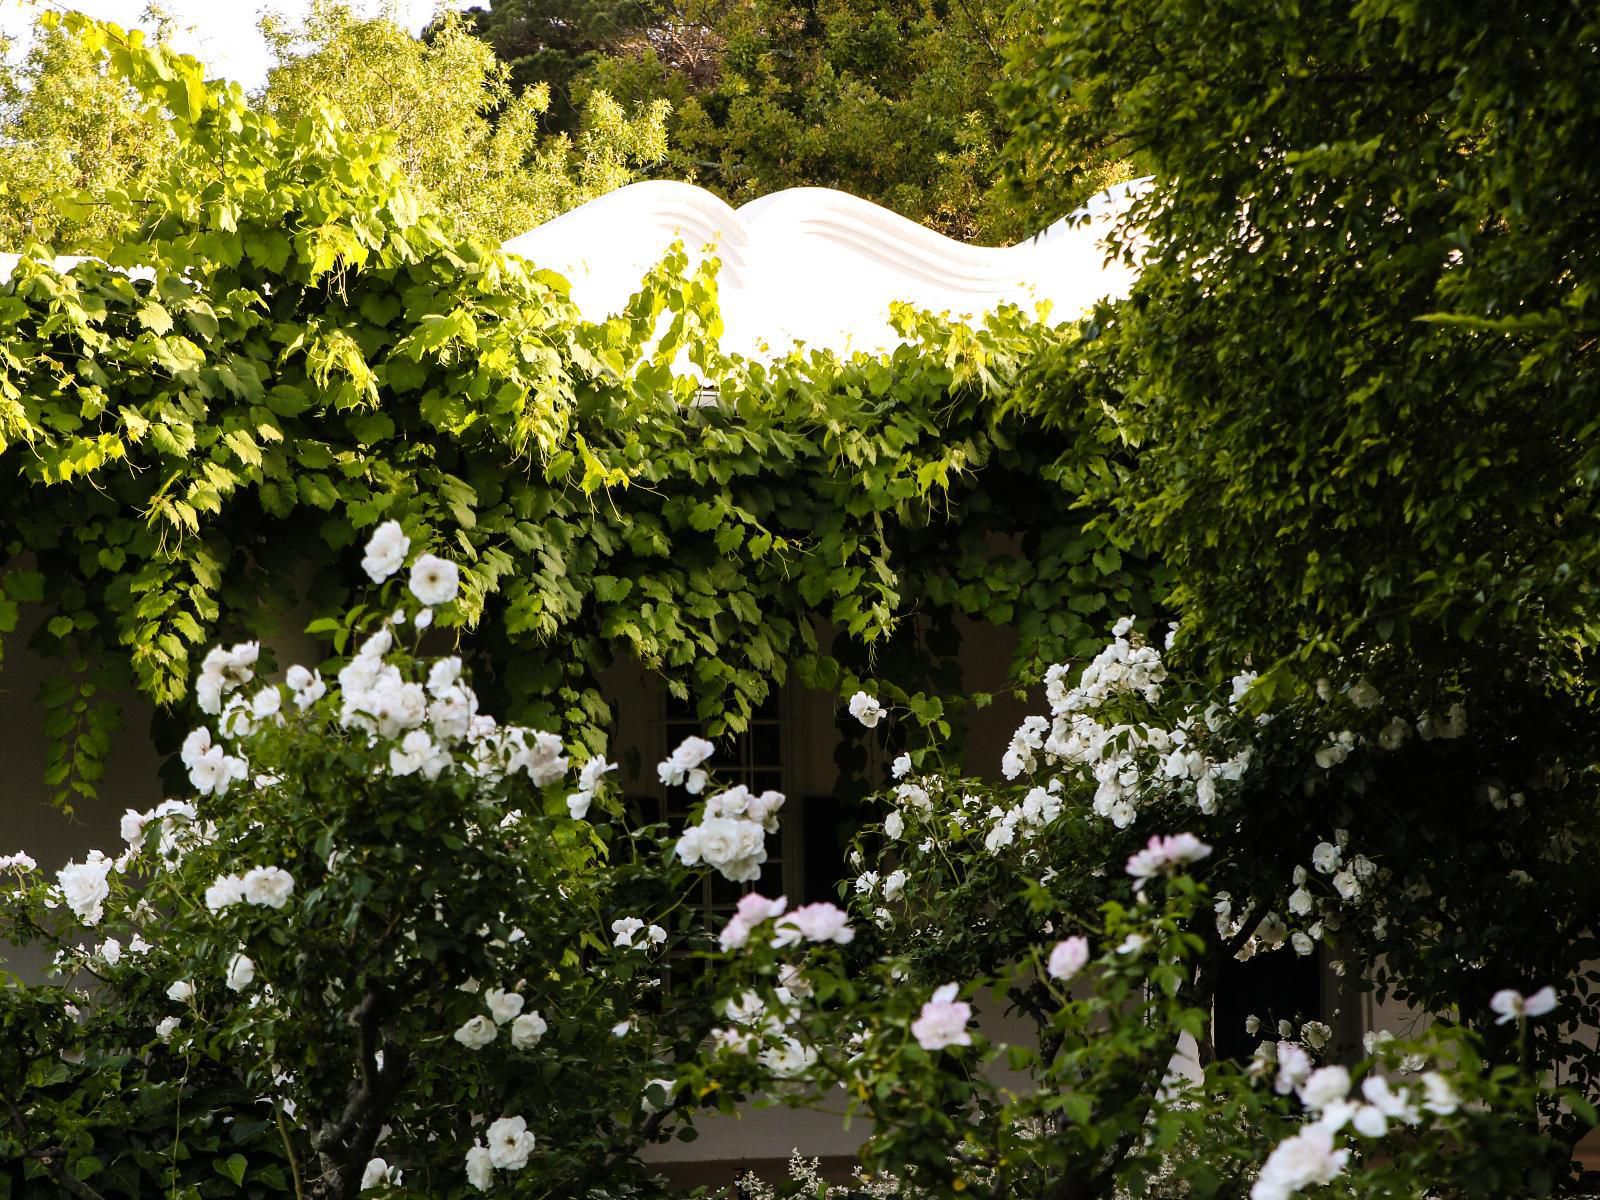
[0,14,1153,808]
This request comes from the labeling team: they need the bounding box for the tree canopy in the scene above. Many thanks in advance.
[262,4,668,243]
[0,8,178,249]
[1002,0,1600,688]
[464,0,1128,242]
[0,2,668,250]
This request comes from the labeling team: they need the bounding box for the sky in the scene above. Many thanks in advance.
[0,1,467,90]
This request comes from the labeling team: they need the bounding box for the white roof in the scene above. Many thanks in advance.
[502,181,1142,359]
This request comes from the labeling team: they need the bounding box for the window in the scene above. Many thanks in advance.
[1213,950,1326,1060]
[659,691,802,912]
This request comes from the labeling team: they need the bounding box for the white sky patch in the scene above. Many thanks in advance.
[0,1,466,91]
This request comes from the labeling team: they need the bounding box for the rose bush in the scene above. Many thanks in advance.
[682,620,1598,1194]
[3,531,1593,1198]
[690,844,1570,1200]
[0,529,770,1198]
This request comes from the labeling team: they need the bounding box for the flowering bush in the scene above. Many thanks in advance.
[3,532,1595,1199]
[0,528,786,1198]
[689,848,1570,1199]
[671,620,1597,1195]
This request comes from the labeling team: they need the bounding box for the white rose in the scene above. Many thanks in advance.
[1297,1065,1349,1111]
[465,1145,494,1191]
[361,520,410,583]
[1253,1126,1348,1199]
[251,686,282,720]
[453,1015,497,1049]
[759,1035,818,1078]
[1301,1020,1332,1050]
[241,866,295,909]
[1346,679,1380,708]
[484,988,525,1025]
[408,553,460,607]
[847,691,884,728]
[510,1011,548,1049]
[225,953,256,992]
[360,1158,394,1190]
[206,874,248,912]
[485,1115,536,1171]
[691,817,743,866]
[1047,936,1090,982]
[57,853,115,926]
[120,808,150,847]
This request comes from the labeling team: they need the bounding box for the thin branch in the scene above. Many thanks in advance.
[276,1102,308,1200]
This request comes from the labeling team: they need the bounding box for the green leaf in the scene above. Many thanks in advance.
[136,302,173,335]
[72,1156,103,1182]
[216,1153,247,1187]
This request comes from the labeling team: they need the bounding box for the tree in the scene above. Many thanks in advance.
[454,0,658,133]
[0,5,177,251]
[468,0,1128,242]
[1002,0,1600,688]
[0,3,666,252]
[996,3,1600,1166]
[262,3,669,243]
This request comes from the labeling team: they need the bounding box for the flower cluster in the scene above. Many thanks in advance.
[1253,1052,1460,1200]
[657,734,714,792]
[719,894,855,953]
[454,985,547,1052]
[611,917,667,950]
[181,726,248,797]
[709,985,810,1071]
[205,866,295,911]
[719,892,792,951]
[1125,833,1212,880]
[672,769,786,883]
[361,521,460,615]
[981,783,1065,853]
[194,641,260,716]
[465,1114,535,1191]
[998,623,1252,832]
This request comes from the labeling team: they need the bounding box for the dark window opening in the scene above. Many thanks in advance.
[1213,948,1324,1062]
